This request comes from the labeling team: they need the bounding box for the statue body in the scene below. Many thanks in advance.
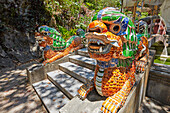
[78,7,149,113]
[35,26,85,65]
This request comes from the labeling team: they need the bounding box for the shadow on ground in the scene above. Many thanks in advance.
[0,62,47,113]
[0,61,169,113]
[138,97,170,113]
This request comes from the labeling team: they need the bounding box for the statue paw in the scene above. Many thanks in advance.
[77,85,88,100]
[70,49,74,53]
[77,84,93,100]
[101,96,123,113]
[43,60,50,65]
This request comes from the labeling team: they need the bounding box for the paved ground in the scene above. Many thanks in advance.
[139,97,170,113]
[0,63,47,113]
[0,62,169,113]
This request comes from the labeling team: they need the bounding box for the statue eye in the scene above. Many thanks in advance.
[110,24,121,34]
[43,32,48,35]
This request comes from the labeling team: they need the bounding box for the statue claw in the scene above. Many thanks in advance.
[101,96,122,113]
[77,84,94,100]
[43,60,50,66]
[77,87,88,100]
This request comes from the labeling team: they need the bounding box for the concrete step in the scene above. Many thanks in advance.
[77,48,88,57]
[69,55,96,71]
[32,79,69,113]
[47,70,83,99]
[59,62,94,84]
[59,96,104,113]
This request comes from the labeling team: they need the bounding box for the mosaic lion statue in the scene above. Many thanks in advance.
[78,7,149,113]
[35,26,85,65]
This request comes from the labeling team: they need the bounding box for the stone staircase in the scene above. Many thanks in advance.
[31,48,97,113]
[27,48,156,113]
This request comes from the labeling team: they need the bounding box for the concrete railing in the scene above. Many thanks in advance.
[119,50,156,113]
[27,54,73,84]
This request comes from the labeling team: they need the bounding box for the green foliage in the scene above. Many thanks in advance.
[44,0,121,38]
[141,12,148,18]
[57,25,78,40]
[86,2,94,8]
[154,56,170,65]
[85,0,121,12]
[166,58,170,62]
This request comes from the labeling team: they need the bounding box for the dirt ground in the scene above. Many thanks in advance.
[0,62,169,113]
[138,97,170,113]
[0,62,47,113]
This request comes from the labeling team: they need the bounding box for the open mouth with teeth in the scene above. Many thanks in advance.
[85,32,122,61]
[35,35,45,45]
[88,38,112,54]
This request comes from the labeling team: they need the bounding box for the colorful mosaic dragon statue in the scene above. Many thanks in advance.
[78,7,149,113]
[35,26,85,65]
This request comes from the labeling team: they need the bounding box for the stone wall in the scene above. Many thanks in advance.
[0,0,51,69]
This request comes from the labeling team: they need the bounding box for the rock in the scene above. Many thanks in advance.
[0,29,40,68]
[0,0,51,69]
[0,57,15,69]
[0,45,7,58]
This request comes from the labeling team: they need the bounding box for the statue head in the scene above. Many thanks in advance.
[35,25,66,50]
[86,7,138,63]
